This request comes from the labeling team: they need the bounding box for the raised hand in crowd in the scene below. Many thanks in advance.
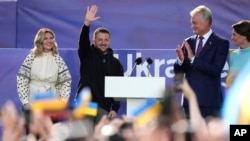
[1,101,53,141]
[179,79,227,141]
[1,101,25,141]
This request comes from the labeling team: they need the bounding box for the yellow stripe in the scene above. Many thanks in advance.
[73,106,97,119]
[32,100,67,112]
[135,103,161,126]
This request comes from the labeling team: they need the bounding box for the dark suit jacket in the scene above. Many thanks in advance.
[174,32,229,107]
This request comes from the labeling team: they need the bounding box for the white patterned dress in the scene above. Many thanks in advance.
[17,52,72,105]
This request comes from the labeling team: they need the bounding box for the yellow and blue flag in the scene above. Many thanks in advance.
[72,87,98,118]
[132,98,161,126]
[221,59,250,129]
[31,91,67,112]
[73,102,98,118]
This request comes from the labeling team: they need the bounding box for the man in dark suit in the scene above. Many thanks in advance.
[174,5,229,118]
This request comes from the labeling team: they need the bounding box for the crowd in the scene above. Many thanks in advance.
[1,77,231,141]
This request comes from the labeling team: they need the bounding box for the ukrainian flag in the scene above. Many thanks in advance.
[132,98,161,127]
[73,102,98,118]
[32,100,67,112]
[72,87,98,119]
[221,59,250,130]
[31,92,67,112]
[72,87,92,108]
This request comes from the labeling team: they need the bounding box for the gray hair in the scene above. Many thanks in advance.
[190,5,212,26]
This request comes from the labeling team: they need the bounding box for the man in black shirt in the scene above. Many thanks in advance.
[75,5,124,125]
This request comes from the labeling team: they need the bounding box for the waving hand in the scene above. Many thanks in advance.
[84,5,101,26]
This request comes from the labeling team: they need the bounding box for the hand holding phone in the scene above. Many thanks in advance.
[173,73,184,93]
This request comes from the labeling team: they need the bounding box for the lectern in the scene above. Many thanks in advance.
[105,76,166,117]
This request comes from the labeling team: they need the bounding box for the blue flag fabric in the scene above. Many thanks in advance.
[221,59,250,130]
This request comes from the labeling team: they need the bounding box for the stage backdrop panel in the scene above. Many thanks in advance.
[0,0,16,48]
[0,49,229,114]
[16,0,250,51]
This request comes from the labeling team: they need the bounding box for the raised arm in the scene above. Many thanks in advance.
[78,5,101,60]
[84,5,101,26]
[180,79,208,139]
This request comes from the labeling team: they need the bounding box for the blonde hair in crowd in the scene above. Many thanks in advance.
[31,28,59,56]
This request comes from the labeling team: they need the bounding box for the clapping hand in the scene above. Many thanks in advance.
[176,45,184,61]
[183,41,194,61]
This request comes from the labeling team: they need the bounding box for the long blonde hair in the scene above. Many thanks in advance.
[31,28,59,56]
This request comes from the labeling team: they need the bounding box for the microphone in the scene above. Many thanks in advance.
[135,57,142,65]
[128,57,142,77]
[146,57,153,77]
[146,57,153,65]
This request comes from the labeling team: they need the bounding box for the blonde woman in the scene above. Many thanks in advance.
[17,28,72,110]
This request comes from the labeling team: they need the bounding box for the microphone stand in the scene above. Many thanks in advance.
[128,57,142,77]
[128,63,137,77]
[146,57,153,77]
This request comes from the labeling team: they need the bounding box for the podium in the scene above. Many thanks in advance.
[105,76,166,117]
